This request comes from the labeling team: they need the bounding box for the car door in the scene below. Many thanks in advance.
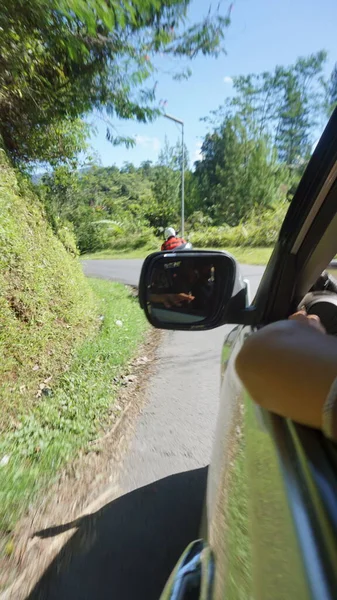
[207,107,337,600]
[160,108,337,600]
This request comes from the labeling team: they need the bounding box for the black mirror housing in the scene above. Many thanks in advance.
[139,250,248,331]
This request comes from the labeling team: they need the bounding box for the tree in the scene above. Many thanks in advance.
[327,63,337,116]
[0,0,231,166]
[207,51,327,165]
[38,161,157,252]
[184,171,204,222]
[120,162,136,174]
[26,119,90,169]
[194,116,285,226]
[40,167,82,231]
[139,160,153,177]
[147,138,180,228]
[172,138,190,172]
[275,52,326,165]
[276,73,311,165]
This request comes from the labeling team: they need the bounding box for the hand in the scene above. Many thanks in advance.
[150,293,195,308]
[288,310,326,334]
[162,293,195,308]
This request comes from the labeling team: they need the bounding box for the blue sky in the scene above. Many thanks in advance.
[87,0,337,169]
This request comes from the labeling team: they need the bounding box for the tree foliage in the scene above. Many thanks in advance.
[35,50,335,253]
[207,51,327,165]
[0,0,230,166]
[194,116,286,225]
[327,63,337,116]
[148,137,184,223]
[38,134,191,250]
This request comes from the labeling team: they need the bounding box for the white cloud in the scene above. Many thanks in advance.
[193,141,203,163]
[134,135,161,152]
[223,76,233,85]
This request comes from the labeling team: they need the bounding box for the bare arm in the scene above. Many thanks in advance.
[149,292,194,308]
[235,314,337,429]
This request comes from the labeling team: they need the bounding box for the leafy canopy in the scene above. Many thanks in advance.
[194,116,286,226]
[0,0,231,165]
[36,51,337,253]
[206,51,328,165]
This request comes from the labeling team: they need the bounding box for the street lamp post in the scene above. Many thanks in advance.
[164,113,185,237]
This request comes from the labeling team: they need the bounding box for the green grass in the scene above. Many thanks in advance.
[0,279,148,534]
[0,151,97,430]
[210,246,272,265]
[82,246,273,265]
[82,247,156,260]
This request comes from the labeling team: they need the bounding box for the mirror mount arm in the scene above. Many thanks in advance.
[224,287,258,327]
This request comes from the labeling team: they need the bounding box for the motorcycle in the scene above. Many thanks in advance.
[173,241,193,251]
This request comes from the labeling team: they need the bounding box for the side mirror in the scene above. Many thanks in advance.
[139,250,251,331]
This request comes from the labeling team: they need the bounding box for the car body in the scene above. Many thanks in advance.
[139,108,337,599]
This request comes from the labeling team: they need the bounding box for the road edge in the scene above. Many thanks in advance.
[1,328,162,600]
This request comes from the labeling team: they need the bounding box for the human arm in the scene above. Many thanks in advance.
[235,312,337,431]
[149,292,194,308]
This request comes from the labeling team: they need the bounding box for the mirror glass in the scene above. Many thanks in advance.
[147,256,220,326]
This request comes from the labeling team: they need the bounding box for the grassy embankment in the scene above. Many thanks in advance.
[0,151,148,543]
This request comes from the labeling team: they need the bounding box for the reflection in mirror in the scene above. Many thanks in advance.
[147,257,217,326]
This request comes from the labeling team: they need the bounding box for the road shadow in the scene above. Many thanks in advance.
[27,467,208,600]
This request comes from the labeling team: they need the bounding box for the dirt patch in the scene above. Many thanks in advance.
[1,328,162,599]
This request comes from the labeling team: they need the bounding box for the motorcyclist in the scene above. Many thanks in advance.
[161,227,187,252]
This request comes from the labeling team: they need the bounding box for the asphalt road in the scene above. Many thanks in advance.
[80,260,263,485]
[29,259,264,600]
[82,258,263,289]
[82,258,143,286]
